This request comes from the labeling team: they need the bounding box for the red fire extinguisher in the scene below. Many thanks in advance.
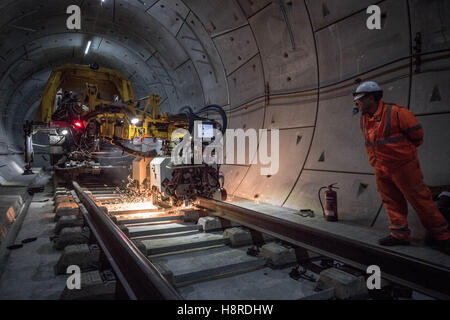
[220,187,228,201]
[318,183,339,222]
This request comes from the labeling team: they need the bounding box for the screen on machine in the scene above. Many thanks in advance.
[196,123,214,139]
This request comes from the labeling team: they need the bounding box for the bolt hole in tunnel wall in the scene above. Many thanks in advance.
[0,0,449,240]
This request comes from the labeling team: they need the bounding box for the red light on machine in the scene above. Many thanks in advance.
[73,121,83,129]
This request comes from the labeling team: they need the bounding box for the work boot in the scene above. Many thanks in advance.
[426,237,450,255]
[378,235,410,246]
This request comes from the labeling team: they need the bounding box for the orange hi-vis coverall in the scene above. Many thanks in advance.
[360,100,450,241]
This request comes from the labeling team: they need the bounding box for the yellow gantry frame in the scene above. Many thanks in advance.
[35,63,188,142]
[36,63,137,122]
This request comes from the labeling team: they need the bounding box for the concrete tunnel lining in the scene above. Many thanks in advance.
[0,0,449,240]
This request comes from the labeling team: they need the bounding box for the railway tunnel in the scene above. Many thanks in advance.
[0,0,449,301]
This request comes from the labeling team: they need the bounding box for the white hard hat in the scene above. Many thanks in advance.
[353,81,382,101]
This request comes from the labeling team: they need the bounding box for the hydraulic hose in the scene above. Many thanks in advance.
[179,106,196,134]
[179,104,228,135]
[196,104,228,134]
[107,138,158,158]
[318,186,327,218]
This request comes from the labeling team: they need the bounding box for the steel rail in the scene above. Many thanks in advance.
[196,197,450,299]
[72,181,182,300]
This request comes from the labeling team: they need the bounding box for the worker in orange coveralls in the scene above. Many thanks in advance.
[353,81,449,254]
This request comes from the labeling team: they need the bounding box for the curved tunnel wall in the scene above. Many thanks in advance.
[1,0,449,238]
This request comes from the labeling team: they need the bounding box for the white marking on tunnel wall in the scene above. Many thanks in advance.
[66,265,81,290]
[366,5,381,30]
[66,5,81,30]
[366,265,381,290]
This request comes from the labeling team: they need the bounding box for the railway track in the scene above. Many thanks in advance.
[49,180,447,300]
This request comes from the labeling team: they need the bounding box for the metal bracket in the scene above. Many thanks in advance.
[276,0,295,50]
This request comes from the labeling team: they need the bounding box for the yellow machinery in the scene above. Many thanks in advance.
[24,63,226,180]
[24,63,228,204]
[34,63,188,143]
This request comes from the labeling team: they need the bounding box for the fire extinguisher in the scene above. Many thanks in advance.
[220,188,228,201]
[318,183,339,222]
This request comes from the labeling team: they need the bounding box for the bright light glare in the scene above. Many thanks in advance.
[131,118,139,124]
[11,161,23,174]
[84,40,92,55]
[61,129,69,135]
[105,202,158,212]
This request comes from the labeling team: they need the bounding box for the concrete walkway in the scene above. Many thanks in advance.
[0,182,67,299]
